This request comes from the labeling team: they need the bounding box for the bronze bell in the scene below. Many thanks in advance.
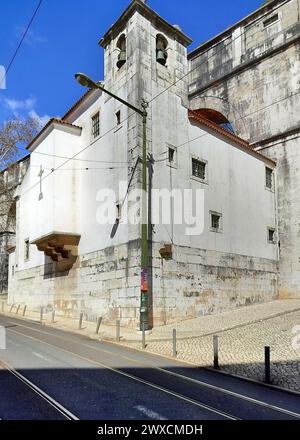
[117,50,126,69]
[156,49,167,66]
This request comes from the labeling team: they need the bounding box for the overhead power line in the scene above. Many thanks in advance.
[0,0,43,86]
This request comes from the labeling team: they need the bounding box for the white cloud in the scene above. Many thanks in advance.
[28,110,50,127]
[0,96,50,128]
[4,97,36,111]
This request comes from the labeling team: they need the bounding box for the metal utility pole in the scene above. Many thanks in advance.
[75,73,150,331]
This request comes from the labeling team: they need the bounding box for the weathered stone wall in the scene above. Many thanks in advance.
[8,240,141,327]
[8,240,278,327]
[188,0,300,142]
[152,243,278,325]
[188,0,300,299]
[256,131,300,298]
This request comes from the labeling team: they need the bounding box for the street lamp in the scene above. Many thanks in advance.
[75,72,150,331]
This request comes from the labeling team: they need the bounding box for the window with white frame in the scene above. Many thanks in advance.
[210,211,222,232]
[192,158,206,180]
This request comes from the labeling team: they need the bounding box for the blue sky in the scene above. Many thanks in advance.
[0,0,264,126]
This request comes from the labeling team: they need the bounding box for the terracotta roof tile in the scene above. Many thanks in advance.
[188,109,276,165]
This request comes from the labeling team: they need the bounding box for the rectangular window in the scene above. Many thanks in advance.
[263,14,278,28]
[210,212,222,232]
[91,112,100,139]
[12,265,15,277]
[24,239,30,261]
[265,167,273,190]
[268,228,276,244]
[167,145,178,166]
[168,147,175,164]
[192,158,206,180]
[116,110,121,125]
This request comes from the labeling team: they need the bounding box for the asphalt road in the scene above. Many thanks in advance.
[0,314,299,420]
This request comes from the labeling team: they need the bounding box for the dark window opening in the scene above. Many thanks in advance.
[116,111,121,125]
[268,228,276,243]
[266,167,273,189]
[211,213,222,231]
[24,239,30,261]
[192,158,206,180]
[168,147,175,164]
[263,14,278,27]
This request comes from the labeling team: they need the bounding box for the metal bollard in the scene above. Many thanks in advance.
[9,304,14,313]
[40,307,44,323]
[116,319,121,342]
[264,346,271,384]
[1,301,4,313]
[51,310,56,324]
[15,304,20,315]
[173,329,177,357]
[78,312,84,330]
[23,305,27,317]
[213,335,219,369]
[95,316,102,334]
[142,323,146,349]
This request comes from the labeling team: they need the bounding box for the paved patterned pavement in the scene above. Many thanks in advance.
[123,305,300,392]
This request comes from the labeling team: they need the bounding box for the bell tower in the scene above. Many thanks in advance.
[99,0,192,158]
[99,1,192,328]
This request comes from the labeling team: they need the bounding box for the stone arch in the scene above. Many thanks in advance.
[191,95,244,135]
[192,108,235,134]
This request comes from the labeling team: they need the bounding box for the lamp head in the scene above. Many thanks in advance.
[75,73,98,89]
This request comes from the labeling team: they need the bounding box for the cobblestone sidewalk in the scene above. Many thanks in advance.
[122,303,300,393]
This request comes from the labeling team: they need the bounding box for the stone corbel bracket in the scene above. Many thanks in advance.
[32,232,81,270]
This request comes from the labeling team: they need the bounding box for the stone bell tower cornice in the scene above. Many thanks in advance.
[99,0,192,48]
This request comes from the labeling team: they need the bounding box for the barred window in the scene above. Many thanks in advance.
[92,112,100,139]
[192,158,206,180]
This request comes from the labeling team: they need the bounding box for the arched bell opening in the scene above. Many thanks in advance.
[156,34,168,66]
[116,34,126,69]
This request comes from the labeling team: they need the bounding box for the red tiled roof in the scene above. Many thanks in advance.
[26,118,82,151]
[188,109,276,165]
